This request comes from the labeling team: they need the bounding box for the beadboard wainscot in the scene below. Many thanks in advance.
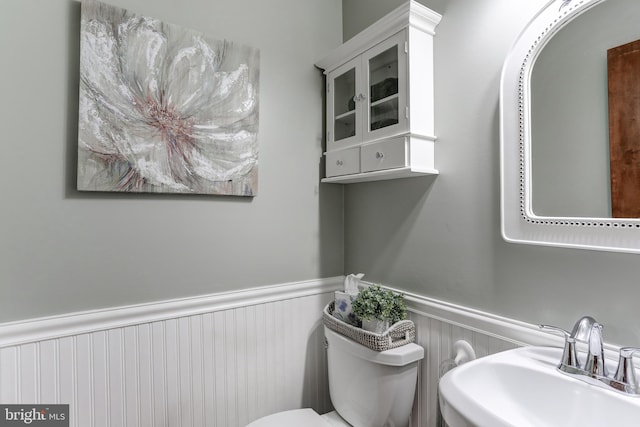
[1,278,586,427]
[0,278,342,427]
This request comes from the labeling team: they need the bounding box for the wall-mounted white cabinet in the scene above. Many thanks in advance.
[316,0,441,184]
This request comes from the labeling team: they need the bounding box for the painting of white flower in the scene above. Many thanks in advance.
[77,0,260,196]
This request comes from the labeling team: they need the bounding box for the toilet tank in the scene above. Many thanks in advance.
[324,326,424,427]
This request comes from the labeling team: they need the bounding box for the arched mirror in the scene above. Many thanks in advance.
[501,0,640,253]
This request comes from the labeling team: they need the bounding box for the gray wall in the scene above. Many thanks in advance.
[6,0,640,350]
[343,0,640,346]
[0,0,343,322]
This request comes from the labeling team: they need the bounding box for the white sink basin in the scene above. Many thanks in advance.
[438,346,640,427]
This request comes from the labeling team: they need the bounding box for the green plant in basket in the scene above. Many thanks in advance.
[352,284,407,324]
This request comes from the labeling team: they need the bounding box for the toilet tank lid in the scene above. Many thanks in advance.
[325,326,424,366]
[246,409,331,427]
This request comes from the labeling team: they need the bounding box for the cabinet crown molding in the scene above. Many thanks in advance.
[315,0,441,72]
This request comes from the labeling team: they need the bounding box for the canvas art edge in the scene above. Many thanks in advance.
[76,0,260,197]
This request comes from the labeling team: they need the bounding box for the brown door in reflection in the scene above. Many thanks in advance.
[608,39,640,218]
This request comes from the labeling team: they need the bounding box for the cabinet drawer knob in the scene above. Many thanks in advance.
[336,160,344,166]
[375,151,384,159]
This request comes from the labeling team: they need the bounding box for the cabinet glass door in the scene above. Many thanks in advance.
[328,55,362,150]
[333,68,357,141]
[365,31,407,139]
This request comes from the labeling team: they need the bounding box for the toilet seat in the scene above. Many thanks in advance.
[246,408,332,427]
[247,409,352,427]
[321,410,352,426]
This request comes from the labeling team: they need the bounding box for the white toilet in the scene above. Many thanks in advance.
[247,325,424,427]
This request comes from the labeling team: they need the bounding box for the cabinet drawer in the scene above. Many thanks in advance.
[361,137,407,172]
[326,148,360,177]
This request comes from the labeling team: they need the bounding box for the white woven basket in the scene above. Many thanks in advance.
[322,301,415,351]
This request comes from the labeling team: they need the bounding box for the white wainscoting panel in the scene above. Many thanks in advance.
[0,278,341,427]
[1,278,572,427]
[408,312,520,427]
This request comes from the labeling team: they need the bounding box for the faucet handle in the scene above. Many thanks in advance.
[614,347,640,388]
[539,324,578,368]
[539,324,570,337]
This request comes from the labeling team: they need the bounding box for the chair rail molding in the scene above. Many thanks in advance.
[0,277,344,349]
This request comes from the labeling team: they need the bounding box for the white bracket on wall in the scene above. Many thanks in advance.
[453,340,477,365]
[439,340,477,378]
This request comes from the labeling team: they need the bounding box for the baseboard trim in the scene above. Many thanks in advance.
[0,276,344,348]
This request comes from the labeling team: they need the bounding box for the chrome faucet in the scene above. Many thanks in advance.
[540,316,640,396]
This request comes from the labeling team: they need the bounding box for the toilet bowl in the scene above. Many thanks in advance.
[247,325,424,427]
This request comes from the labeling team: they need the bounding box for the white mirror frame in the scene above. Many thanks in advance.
[501,0,640,254]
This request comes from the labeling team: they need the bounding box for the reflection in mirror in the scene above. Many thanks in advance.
[501,0,640,253]
[530,0,640,218]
